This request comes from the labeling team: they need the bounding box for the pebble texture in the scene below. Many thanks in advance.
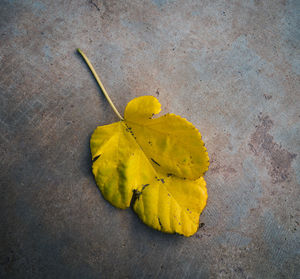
[0,0,299,278]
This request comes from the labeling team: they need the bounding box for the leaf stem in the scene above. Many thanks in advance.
[77,48,124,120]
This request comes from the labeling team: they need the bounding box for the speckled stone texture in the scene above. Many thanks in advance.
[0,0,299,278]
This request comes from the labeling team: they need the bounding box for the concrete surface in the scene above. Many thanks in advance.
[0,0,299,278]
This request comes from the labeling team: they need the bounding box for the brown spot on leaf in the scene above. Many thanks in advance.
[249,115,297,183]
[151,158,160,166]
[142,184,150,190]
[92,155,101,162]
[158,217,163,229]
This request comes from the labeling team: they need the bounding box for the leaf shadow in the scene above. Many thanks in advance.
[79,131,93,178]
[79,131,106,203]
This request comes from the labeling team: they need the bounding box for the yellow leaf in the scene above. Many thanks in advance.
[78,49,209,237]
[90,97,209,236]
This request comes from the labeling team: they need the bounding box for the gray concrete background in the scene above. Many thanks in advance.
[0,0,299,278]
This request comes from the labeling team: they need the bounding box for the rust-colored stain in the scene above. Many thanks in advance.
[249,114,297,183]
